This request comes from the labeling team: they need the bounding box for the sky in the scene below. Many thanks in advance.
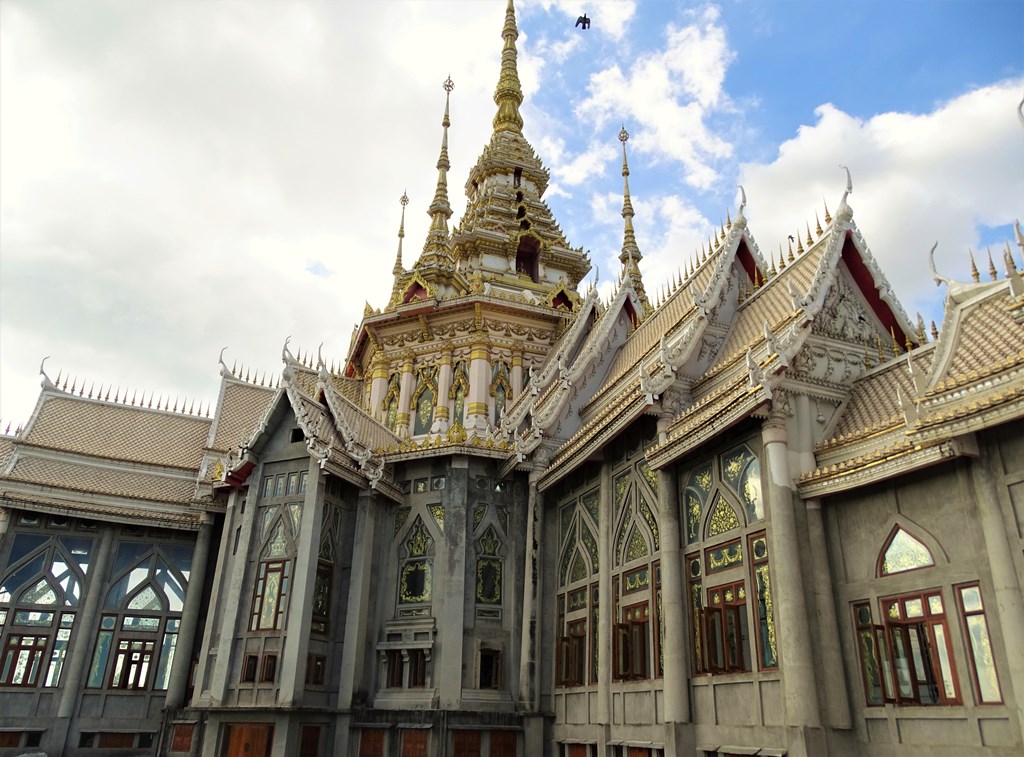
[1,0,1022,428]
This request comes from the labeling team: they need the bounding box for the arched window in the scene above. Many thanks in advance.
[88,540,193,691]
[515,235,540,283]
[490,362,512,426]
[878,526,934,576]
[681,442,775,674]
[398,517,433,607]
[555,487,599,687]
[411,367,438,437]
[0,532,93,688]
[382,373,400,432]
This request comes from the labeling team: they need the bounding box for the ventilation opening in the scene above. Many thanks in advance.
[290,428,304,443]
[515,236,541,283]
[516,191,523,203]
[513,167,522,187]
[516,205,526,219]
[520,219,531,230]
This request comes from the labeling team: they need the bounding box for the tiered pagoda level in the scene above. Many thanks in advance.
[1,2,1023,757]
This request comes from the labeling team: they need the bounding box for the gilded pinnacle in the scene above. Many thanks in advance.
[394,191,409,276]
[618,126,641,268]
[492,0,524,134]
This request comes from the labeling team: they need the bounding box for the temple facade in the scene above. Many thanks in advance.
[1,2,1023,756]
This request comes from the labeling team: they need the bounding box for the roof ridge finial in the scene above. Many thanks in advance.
[394,191,409,277]
[492,0,524,135]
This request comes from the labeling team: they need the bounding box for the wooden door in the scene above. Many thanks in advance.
[223,723,273,757]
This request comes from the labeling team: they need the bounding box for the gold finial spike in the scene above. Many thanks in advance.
[863,343,873,369]
[394,191,409,276]
[905,333,913,351]
[778,246,787,271]
[492,0,524,135]
[787,236,795,262]
[754,269,763,290]
[87,381,94,399]
[173,396,179,413]
[969,249,980,283]
[916,313,927,344]
[806,222,813,247]
[769,255,777,277]
[244,365,251,382]
[930,320,939,340]
[890,326,900,357]
[114,386,120,403]
[823,199,832,224]
[796,231,805,254]
[986,247,997,280]
[131,388,138,406]
[189,398,195,415]
[726,209,732,230]
[61,373,68,391]
[719,219,726,241]
[618,126,643,270]
[876,335,885,362]
[815,211,823,237]
[746,281,753,299]
[103,384,110,401]
[737,281,745,304]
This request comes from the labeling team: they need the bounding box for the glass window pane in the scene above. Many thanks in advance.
[932,624,957,700]
[87,630,113,688]
[966,615,1001,703]
[260,570,281,629]
[0,552,47,602]
[153,633,177,690]
[881,529,934,575]
[960,586,982,613]
[20,578,58,606]
[4,534,48,569]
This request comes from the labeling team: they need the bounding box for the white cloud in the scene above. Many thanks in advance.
[575,6,735,189]
[530,0,637,41]
[554,140,617,186]
[738,79,1024,324]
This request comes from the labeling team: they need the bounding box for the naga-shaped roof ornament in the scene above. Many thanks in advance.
[737,185,746,217]
[39,355,54,389]
[493,0,524,135]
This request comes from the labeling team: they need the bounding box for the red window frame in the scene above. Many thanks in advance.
[0,634,47,687]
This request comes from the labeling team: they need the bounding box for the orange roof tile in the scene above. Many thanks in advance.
[210,381,275,452]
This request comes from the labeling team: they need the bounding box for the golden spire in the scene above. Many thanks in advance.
[617,126,649,312]
[930,320,939,340]
[394,191,409,277]
[796,231,805,254]
[968,248,980,283]
[815,211,823,237]
[492,0,524,134]
[986,247,997,280]
[823,200,832,224]
[419,77,455,263]
[805,222,813,247]
[618,126,642,268]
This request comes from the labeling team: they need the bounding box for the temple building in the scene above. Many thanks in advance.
[1,1,1023,756]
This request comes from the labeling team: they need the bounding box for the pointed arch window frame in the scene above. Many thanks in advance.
[877,525,936,578]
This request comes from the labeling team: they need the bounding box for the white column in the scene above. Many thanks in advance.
[518,470,544,709]
[657,467,691,723]
[396,351,416,438]
[762,403,821,729]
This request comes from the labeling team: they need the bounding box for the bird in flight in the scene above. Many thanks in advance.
[575,13,590,29]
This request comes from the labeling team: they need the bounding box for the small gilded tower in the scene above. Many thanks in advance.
[346,0,590,446]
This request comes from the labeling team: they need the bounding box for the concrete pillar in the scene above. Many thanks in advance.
[338,489,378,707]
[207,483,261,703]
[368,353,390,421]
[596,461,612,723]
[438,456,468,708]
[761,403,821,731]
[57,527,115,718]
[397,350,416,439]
[192,487,244,704]
[0,507,10,537]
[466,336,491,436]
[804,499,851,729]
[278,459,326,706]
[518,470,543,710]
[433,348,453,434]
[657,467,691,723]
[971,456,1024,732]
[165,513,215,709]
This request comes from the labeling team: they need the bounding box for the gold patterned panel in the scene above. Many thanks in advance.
[560,504,575,549]
[706,494,740,538]
[638,492,660,551]
[755,563,777,666]
[580,520,599,574]
[637,460,657,495]
[476,557,502,604]
[405,517,432,558]
[625,526,649,563]
[741,459,764,522]
[428,504,445,533]
[706,541,743,573]
[613,471,630,521]
[582,490,599,526]
[473,504,486,532]
[400,560,431,603]
[881,528,934,575]
[394,506,410,536]
[496,505,508,534]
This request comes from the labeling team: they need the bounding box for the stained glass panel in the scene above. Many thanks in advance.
[880,528,934,575]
